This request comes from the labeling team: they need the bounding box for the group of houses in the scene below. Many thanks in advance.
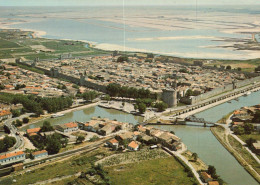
[200,171,220,185]
[231,104,260,154]
[231,104,260,131]
[77,117,132,136]
[105,125,182,152]
[0,103,23,121]
[0,150,48,167]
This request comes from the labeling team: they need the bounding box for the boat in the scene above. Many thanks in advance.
[227,101,232,103]
[51,113,65,118]
[234,98,239,101]
[243,91,251,96]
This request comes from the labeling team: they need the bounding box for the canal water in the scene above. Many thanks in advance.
[155,90,260,185]
[21,106,143,131]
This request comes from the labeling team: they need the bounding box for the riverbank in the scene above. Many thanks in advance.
[19,102,99,129]
[161,85,260,122]
[211,125,260,183]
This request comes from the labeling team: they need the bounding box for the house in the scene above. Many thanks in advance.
[252,140,260,154]
[141,135,154,144]
[106,138,119,150]
[84,120,100,132]
[98,124,116,136]
[0,110,12,121]
[56,122,78,133]
[200,172,213,183]
[32,150,48,159]
[26,127,41,136]
[208,181,219,185]
[128,141,139,151]
[0,151,25,166]
[233,110,248,117]
[116,132,134,142]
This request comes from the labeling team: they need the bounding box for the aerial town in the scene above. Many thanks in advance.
[0,1,260,185]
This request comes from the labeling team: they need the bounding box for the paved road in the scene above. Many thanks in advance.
[163,147,205,185]
[2,113,34,154]
[216,117,260,165]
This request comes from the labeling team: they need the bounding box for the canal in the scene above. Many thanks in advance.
[20,91,259,185]
[155,90,260,185]
[21,106,143,131]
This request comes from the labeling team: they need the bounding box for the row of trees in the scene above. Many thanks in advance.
[12,117,30,127]
[185,89,201,97]
[233,123,254,135]
[0,93,73,116]
[134,99,168,114]
[106,83,157,99]
[0,136,16,153]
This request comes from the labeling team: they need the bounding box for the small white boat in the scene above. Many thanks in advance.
[243,91,251,97]
[51,114,65,118]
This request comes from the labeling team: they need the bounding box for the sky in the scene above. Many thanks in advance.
[1,0,260,6]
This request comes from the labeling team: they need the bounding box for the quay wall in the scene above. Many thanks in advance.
[16,60,107,93]
[184,76,260,105]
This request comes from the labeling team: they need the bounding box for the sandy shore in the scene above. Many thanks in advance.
[129,35,216,41]
[95,42,260,60]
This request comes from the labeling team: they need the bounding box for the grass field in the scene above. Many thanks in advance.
[0,148,114,185]
[106,157,198,185]
[238,134,260,143]
[0,30,110,60]
[0,38,21,48]
[228,135,260,175]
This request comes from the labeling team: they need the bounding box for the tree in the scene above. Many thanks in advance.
[252,110,260,123]
[23,117,29,124]
[117,55,129,63]
[138,103,146,114]
[185,89,193,97]
[103,95,110,101]
[0,140,5,152]
[40,121,54,132]
[46,134,62,154]
[237,67,242,71]
[154,102,168,112]
[11,109,20,117]
[76,135,85,143]
[246,138,256,149]
[16,119,23,127]
[244,123,254,134]
[192,153,198,162]
[179,68,188,73]
[208,165,217,177]
[134,104,138,111]
[226,65,231,70]
[233,125,245,135]
[3,135,16,149]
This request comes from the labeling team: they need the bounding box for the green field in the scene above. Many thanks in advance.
[0,30,110,60]
[0,148,114,185]
[106,157,198,185]
[238,134,260,143]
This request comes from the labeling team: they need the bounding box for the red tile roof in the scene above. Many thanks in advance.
[128,141,139,149]
[32,150,48,156]
[0,110,11,116]
[0,151,24,160]
[26,127,41,134]
[64,122,78,128]
[109,138,118,144]
[208,181,219,185]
